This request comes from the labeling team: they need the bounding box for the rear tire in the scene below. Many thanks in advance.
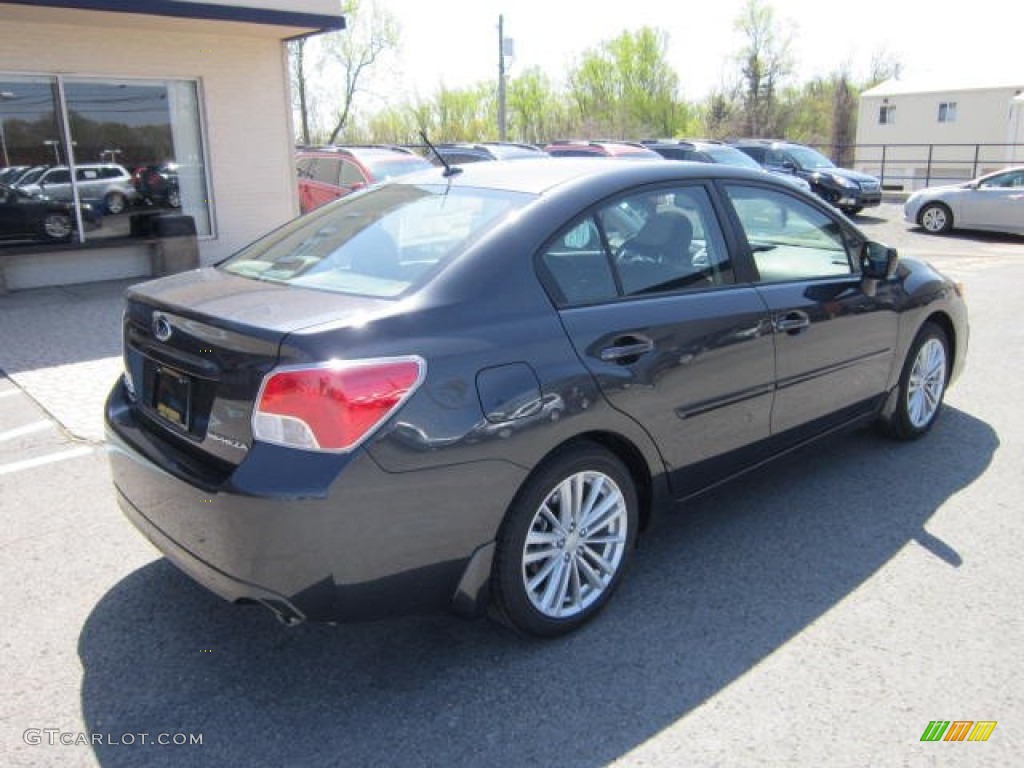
[919,202,952,234]
[491,442,638,637]
[105,191,126,215]
[879,322,950,440]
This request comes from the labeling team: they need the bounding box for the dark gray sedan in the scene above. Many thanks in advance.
[105,159,968,637]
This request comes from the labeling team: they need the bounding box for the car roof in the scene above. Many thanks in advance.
[394,156,775,196]
[544,140,661,157]
[297,145,418,159]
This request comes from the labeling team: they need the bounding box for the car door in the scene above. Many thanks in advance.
[720,182,899,438]
[538,184,776,496]
[0,187,32,236]
[38,167,71,200]
[958,170,1024,232]
[306,157,343,211]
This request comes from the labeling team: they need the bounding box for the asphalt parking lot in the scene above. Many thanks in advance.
[0,201,1021,767]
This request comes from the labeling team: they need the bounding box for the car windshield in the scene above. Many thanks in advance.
[16,167,48,185]
[705,147,763,170]
[220,183,532,298]
[786,146,835,170]
[364,156,433,181]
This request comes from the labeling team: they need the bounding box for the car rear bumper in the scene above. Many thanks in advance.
[105,380,526,623]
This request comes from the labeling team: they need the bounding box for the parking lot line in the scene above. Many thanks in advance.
[0,421,54,442]
[0,446,93,476]
[0,390,22,399]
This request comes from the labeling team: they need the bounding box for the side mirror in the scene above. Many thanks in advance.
[781,161,797,173]
[861,241,898,296]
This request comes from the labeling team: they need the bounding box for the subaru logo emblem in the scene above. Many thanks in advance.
[152,313,173,342]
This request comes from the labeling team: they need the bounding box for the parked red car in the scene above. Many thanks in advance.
[295,146,432,214]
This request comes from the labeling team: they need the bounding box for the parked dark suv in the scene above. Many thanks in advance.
[642,139,813,193]
[731,139,881,215]
[428,142,547,165]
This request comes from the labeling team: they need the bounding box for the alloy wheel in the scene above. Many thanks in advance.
[521,470,629,619]
[906,337,947,429]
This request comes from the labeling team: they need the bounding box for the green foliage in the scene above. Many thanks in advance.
[567,27,684,138]
[507,68,571,143]
[292,4,896,152]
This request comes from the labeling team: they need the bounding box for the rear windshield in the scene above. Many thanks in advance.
[220,183,532,298]
[705,146,762,169]
[363,156,433,181]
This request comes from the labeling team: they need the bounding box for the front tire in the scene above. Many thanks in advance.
[491,442,638,637]
[918,202,952,234]
[879,322,950,440]
[40,212,73,241]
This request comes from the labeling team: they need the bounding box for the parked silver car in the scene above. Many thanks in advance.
[17,163,138,214]
[904,166,1024,236]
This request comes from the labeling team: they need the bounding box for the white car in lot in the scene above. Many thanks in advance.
[904,166,1024,236]
[16,163,138,214]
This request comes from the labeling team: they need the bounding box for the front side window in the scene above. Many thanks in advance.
[724,184,854,282]
[221,184,531,298]
[980,170,1024,188]
[312,158,341,185]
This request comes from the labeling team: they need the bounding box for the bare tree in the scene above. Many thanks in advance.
[867,47,902,88]
[734,0,793,137]
[322,0,399,144]
[289,38,312,146]
[830,72,856,166]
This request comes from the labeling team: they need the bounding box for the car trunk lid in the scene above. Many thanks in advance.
[121,268,394,466]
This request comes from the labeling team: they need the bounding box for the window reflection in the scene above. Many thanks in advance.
[0,75,210,249]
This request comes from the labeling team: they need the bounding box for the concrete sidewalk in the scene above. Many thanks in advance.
[0,279,136,443]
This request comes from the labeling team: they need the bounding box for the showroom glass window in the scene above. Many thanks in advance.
[0,74,211,250]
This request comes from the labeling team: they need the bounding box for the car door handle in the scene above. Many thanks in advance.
[599,336,654,363]
[773,311,811,335]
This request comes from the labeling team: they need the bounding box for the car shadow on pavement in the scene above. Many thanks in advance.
[78,407,997,768]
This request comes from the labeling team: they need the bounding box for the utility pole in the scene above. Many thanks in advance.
[497,14,507,141]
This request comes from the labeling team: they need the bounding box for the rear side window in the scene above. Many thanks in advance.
[221,184,532,298]
[540,217,619,305]
[339,159,365,186]
[540,185,733,306]
[312,158,341,185]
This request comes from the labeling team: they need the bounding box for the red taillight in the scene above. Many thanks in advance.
[252,357,424,452]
